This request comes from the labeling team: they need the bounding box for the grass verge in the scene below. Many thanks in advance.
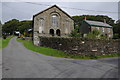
[0,36,13,49]
[17,38,120,59]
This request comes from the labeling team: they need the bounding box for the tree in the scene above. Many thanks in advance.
[2,19,32,36]
[18,20,32,34]
[2,19,19,35]
[113,19,120,38]
[72,15,115,29]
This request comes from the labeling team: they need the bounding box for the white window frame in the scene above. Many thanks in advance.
[102,27,105,32]
[108,28,111,33]
[51,14,58,27]
[39,19,44,33]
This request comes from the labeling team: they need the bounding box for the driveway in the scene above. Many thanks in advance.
[2,37,119,78]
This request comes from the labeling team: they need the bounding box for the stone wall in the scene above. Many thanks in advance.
[39,37,120,56]
[33,5,74,46]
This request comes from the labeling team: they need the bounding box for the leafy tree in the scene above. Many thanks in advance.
[72,15,115,30]
[2,19,32,37]
[18,20,32,34]
[113,19,120,38]
[2,19,19,35]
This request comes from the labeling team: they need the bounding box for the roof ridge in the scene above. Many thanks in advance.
[84,20,112,27]
[33,5,73,20]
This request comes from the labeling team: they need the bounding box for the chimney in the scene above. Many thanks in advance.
[104,19,106,23]
[84,16,87,20]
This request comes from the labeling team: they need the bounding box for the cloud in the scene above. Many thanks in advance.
[2,2,118,23]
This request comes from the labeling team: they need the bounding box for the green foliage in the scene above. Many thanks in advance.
[18,20,32,34]
[113,20,120,39]
[69,29,81,37]
[100,34,107,39]
[91,29,100,35]
[72,15,115,27]
[2,19,32,36]
[2,19,19,35]
[113,33,119,39]
[1,36,13,49]
[86,29,100,39]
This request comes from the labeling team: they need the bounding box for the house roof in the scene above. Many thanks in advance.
[84,20,112,28]
[33,5,73,20]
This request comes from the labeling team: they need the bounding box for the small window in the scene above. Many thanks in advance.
[97,27,99,30]
[102,27,105,32]
[108,28,111,33]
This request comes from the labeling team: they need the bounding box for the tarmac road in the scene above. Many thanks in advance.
[2,37,119,78]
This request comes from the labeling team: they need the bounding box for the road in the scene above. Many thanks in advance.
[2,37,119,78]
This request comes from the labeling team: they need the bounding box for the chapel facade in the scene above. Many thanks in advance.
[33,5,74,46]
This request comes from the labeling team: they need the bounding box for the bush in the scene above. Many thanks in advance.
[113,33,119,39]
[100,34,107,39]
[86,29,100,39]
[3,35,7,39]
[69,29,81,37]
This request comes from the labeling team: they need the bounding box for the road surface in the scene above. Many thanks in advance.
[2,37,119,78]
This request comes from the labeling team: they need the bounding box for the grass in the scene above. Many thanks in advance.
[0,36,13,49]
[0,39,2,49]
[17,38,120,59]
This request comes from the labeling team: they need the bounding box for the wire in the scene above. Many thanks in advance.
[24,2,118,14]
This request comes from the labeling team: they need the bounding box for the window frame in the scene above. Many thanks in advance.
[51,14,59,27]
[39,18,44,33]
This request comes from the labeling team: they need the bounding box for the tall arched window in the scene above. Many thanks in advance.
[65,20,69,34]
[51,14,58,27]
[39,19,44,33]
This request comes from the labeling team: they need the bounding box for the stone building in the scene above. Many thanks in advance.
[33,5,74,46]
[80,19,113,38]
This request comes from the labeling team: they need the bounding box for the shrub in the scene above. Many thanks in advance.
[86,29,100,39]
[69,29,81,37]
[100,34,107,39]
[113,33,119,39]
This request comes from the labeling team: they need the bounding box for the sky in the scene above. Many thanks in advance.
[1,0,119,24]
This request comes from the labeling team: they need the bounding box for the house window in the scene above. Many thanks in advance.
[97,27,99,30]
[51,14,58,27]
[107,28,111,33]
[39,19,44,33]
[102,27,105,32]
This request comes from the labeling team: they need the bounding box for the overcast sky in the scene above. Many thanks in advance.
[1,1,119,24]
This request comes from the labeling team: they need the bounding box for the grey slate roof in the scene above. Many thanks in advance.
[84,20,112,28]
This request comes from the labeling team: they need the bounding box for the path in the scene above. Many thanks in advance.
[2,37,119,78]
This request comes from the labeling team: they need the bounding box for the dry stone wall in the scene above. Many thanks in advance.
[39,37,120,56]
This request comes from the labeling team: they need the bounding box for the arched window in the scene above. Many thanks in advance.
[39,19,44,33]
[65,20,69,34]
[56,29,60,36]
[51,14,58,27]
[49,29,54,36]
